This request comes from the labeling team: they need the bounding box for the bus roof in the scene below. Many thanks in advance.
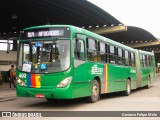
[138,50,154,56]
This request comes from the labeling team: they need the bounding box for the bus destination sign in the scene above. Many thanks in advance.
[21,27,70,39]
[27,30,64,38]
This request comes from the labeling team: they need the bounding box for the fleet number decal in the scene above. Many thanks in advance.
[19,73,27,78]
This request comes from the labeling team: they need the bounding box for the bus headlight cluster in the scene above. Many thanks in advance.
[56,76,72,88]
[17,78,26,87]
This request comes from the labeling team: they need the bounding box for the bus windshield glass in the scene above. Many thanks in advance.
[17,40,70,73]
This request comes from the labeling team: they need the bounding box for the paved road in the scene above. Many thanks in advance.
[0,75,160,120]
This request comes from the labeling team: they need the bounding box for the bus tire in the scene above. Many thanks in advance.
[87,80,100,103]
[124,79,131,96]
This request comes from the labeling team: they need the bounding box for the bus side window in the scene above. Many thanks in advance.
[143,55,146,67]
[145,55,149,67]
[124,50,129,66]
[148,56,152,66]
[117,48,123,65]
[140,54,143,67]
[74,38,85,60]
[87,38,97,62]
[131,52,135,67]
[98,42,107,63]
[128,52,131,66]
[151,56,153,66]
[109,45,116,64]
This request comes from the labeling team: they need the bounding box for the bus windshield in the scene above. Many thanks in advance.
[17,40,70,73]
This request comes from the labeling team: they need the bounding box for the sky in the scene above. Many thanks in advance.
[87,0,160,38]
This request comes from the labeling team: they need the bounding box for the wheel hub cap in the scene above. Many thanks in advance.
[92,85,98,97]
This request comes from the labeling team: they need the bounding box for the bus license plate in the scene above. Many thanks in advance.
[35,94,45,98]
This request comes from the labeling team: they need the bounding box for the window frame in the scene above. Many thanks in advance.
[74,38,85,61]
[117,47,123,65]
[124,50,130,66]
[97,41,108,63]
[108,44,117,64]
[87,37,98,62]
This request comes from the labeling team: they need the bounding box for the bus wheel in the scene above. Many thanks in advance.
[124,79,131,96]
[146,76,151,89]
[87,80,100,103]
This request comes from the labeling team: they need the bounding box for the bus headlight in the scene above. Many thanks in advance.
[56,77,72,88]
[17,78,26,87]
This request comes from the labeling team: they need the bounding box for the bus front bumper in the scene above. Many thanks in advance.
[16,84,73,99]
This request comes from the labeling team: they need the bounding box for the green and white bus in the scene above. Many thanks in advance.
[16,25,156,102]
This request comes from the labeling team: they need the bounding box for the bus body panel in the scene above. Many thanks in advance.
[107,64,137,93]
[107,64,125,93]
[16,84,74,99]
[141,67,151,87]
[73,62,92,98]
